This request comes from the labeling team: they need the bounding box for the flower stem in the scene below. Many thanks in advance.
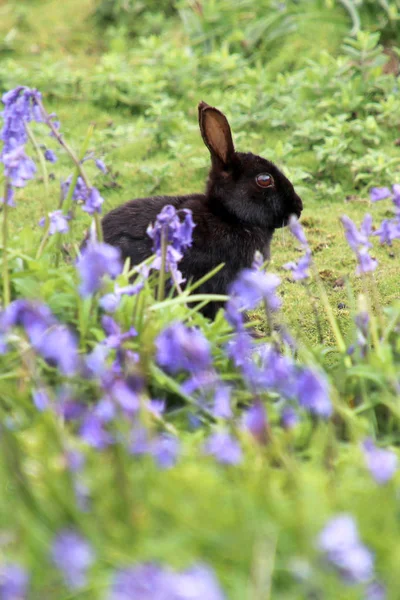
[312,262,351,366]
[2,179,11,307]
[36,98,91,189]
[157,227,167,302]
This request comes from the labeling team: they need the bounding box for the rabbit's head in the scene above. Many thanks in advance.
[199,102,303,229]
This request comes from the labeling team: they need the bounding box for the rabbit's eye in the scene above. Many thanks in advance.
[256,173,274,188]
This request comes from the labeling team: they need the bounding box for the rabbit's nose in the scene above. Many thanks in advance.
[294,193,303,217]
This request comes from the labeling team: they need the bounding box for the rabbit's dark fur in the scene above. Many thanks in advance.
[101,102,303,318]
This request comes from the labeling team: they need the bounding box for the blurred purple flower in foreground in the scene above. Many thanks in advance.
[317,514,375,584]
[51,530,95,590]
[39,210,69,235]
[203,431,242,465]
[295,368,332,418]
[242,399,269,444]
[156,322,212,374]
[362,438,397,485]
[77,242,122,297]
[370,187,392,202]
[147,205,195,283]
[0,300,79,375]
[108,563,225,600]
[44,148,57,163]
[0,563,29,600]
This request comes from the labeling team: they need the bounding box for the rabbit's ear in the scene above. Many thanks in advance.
[198,101,235,168]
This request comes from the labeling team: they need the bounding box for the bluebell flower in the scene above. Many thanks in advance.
[356,246,378,275]
[283,249,312,281]
[39,210,69,235]
[341,215,372,252]
[365,581,386,600]
[370,187,392,202]
[0,186,15,207]
[51,530,95,590]
[79,413,113,450]
[0,300,79,376]
[32,388,50,411]
[229,269,281,313]
[294,368,332,418]
[107,563,166,600]
[242,400,269,444]
[288,215,308,246]
[156,322,212,374]
[203,431,242,465]
[151,434,180,469]
[281,406,299,429]
[2,146,36,187]
[82,187,104,215]
[362,438,397,485]
[212,385,232,419]
[317,514,375,584]
[44,149,57,163]
[0,563,29,600]
[95,159,107,173]
[147,205,195,282]
[77,242,122,297]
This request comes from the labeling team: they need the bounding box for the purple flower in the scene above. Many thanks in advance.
[317,515,374,584]
[362,438,397,485]
[0,563,29,600]
[108,563,225,600]
[0,186,15,207]
[212,385,232,419]
[295,368,332,418]
[172,564,226,600]
[80,414,113,449]
[373,218,400,246]
[82,187,104,215]
[32,388,49,411]
[108,564,167,600]
[99,292,120,312]
[1,87,42,156]
[229,270,281,313]
[2,146,36,187]
[283,249,312,281]
[365,581,386,600]
[0,300,79,375]
[101,315,137,349]
[99,281,146,313]
[39,210,69,235]
[341,215,372,252]
[156,322,212,374]
[203,431,242,465]
[95,159,107,173]
[77,242,122,297]
[288,215,308,246]
[242,400,268,444]
[281,406,299,429]
[44,149,57,163]
[151,434,180,469]
[51,530,95,590]
[108,377,141,415]
[356,246,378,275]
[370,187,392,202]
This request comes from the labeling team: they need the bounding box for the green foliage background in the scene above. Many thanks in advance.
[1,1,400,598]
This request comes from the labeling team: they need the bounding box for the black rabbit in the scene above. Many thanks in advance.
[101,102,303,318]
